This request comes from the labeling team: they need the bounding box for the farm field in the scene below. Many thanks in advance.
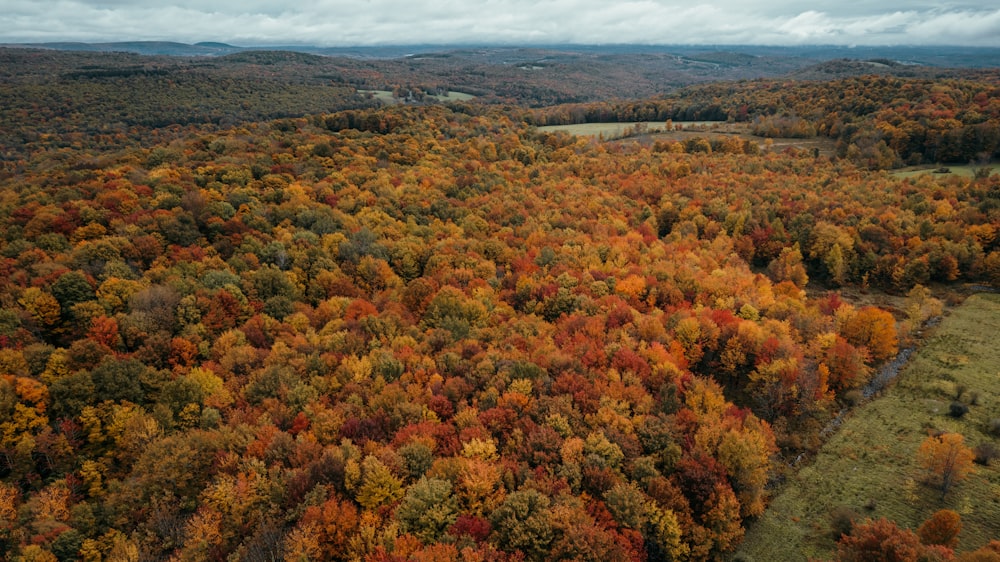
[358,89,476,104]
[738,293,1000,561]
[891,163,1000,179]
[537,121,840,156]
[536,120,724,137]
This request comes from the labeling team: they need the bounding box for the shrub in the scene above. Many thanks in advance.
[829,506,860,540]
[973,442,999,466]
[988,418,1000,437]
[837,518,923,562]
[917,509,961,549]
[948,401,969,418]
[954,384,967,401]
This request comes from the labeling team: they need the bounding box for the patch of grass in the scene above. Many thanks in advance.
[738,293,1000,561]
[536,121,840,157]
[431,91,475,102]
[358,89,398,104]
[357,90,475,105]
[891,164,1000,179]
[536,121,722,138]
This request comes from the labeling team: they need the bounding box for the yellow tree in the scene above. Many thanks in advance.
[283,521,322,562]
[0,481,19,545]
[767,244,809,288]
[355,455,404,510]
[712,415,777,517]
[18,288,61,333]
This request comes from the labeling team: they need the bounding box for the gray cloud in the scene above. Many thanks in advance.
[2,1,999,46]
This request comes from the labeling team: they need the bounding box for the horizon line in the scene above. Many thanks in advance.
[4,40,1000,50]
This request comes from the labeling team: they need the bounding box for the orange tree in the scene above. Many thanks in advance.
[917,433,975,500]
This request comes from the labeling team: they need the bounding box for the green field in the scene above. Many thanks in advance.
[358,89,475,104]
[738,293,1000,561]
[536,121,723,138]
[891,164,1000,179]
[535,121,838,156]
[431,91,476,102]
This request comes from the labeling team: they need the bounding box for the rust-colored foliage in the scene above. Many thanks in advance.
[837,518,924,562]
[917,509,962,549]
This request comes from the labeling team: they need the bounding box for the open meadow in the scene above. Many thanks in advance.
[891,164,1000,180]
[536,120,724,138]
[537,121,839,156]
[358,89,476,104]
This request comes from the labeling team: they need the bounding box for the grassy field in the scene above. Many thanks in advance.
[536,121,839,156]
[891,164,1000,179]
[738,293,1000,561]
[536,121,723,137]
[531,127,996,178]
[431,91,476,102]
[358,89,475,104]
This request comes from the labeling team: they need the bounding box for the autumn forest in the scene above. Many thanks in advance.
[1,46,999,562]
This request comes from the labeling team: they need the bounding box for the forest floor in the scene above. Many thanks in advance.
[737,293,1000,561]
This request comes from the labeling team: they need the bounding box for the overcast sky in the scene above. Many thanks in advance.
[3,1,1000,47]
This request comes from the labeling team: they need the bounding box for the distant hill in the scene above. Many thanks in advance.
[0,41,998,68]
[0,42,996,114]
[216,50,329,65]
[0,40,243,56]
[194,41,238,48]
[789,58,935,80]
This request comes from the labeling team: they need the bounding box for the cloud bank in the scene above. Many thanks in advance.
[3,1,999,46]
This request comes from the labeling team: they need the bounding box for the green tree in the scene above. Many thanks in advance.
[51,271,95,314]
[250,266,298,301]
[48,371,96,419]
[90,357,147,404]
[490,489,554,561]
[603,481,689,561]
[396,477,458,542]
[19,288,61,334]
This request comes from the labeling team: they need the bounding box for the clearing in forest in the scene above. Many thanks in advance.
[891,163,1000,179]
[536,121,838,155]
[358,89,475,104]
[536,120,724,138]
[738,293,1000,561]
